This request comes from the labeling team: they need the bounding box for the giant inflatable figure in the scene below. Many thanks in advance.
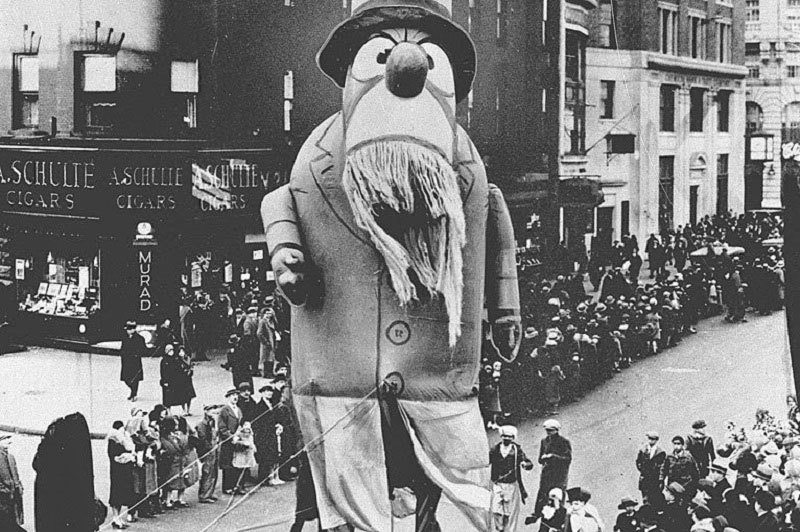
[261,1,521,530]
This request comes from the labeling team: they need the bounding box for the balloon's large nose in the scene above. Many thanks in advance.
[385,42,429,98]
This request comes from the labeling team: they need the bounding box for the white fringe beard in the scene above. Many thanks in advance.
[343,139,466,346]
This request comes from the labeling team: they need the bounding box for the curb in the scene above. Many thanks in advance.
[0,423,107,440]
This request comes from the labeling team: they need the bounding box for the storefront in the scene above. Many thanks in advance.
[0,139,288,347]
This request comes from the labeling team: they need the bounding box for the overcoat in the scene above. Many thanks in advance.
[538,434,573,490]
[217,404,242,469]
[120,332,146,384]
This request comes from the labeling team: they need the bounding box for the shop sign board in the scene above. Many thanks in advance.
[0,146,289,222]
[15,258,25,280]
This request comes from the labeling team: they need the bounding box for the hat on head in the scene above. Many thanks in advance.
[543,419,561,431]
[753,464,774,481]
[237,382,253,392]
[259,383,276,393]
[566,487,591,503]
[224,389,238,398]
[709,461,727,475]
[524,326,538,339]
[317,0,476,102]
[247,306,258,313]
[618,497,638,510]
[125,320,137,329]
[228,333,239,345]
[666,482,685,496]
[646,431,660,440]
[762,441,780,455]
[692,419,707,430]
[499,425,518,438]
[203,404,220,412]
[672,435,685,445]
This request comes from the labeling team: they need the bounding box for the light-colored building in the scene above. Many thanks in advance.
[744,0,800,209]
[583,0,747,248]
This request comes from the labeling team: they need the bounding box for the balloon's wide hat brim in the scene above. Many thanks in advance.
[317,4,476,103]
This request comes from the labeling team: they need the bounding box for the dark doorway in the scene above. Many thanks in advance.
[689,186,699,227]
[597,206,613,247]
[744,163,764,211]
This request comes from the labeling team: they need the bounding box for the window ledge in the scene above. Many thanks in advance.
[9,128,49,138]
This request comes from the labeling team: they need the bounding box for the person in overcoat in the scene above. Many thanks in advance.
[228,334,253,391]
[176,345,197,416]
[637,431,667,508]
[0,435,24,531]
[107,420,137,529]
[160,344,184,413]
[531,419,573,521]
[257,308,277,378]
[120,321,146,401]
[195,405,219,503]
[218,389,244,494]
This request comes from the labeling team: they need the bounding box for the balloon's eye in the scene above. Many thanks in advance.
[377,49,391,65]
[351,37,394,79]
[428,55,435,70]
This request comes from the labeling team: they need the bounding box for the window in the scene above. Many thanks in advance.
[745,42,761,57]
[690,88,705,132]
[717,154,729,216]
[600,80,615,119]
[597,0,616,48]
[717,91,730,132]
[284,70,294,133]
[790,0,800,6]
[659,7,678,55]
[660,85,676,132]
[690,15,707,59]
[747,0,760,21]
[171,60,199,129]
[747,101,764,133]
[13,54,39,129]
[789,65,800,78]
[748,66,761,78]
[75,53,118,133]
[659,156,675,233]
[621,201,630,238]
[718,22,732,63]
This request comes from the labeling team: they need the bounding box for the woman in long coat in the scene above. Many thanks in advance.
[108,420,137,529]
[176,345,197,416]
[160,344,184,414]
[120,322,145,401]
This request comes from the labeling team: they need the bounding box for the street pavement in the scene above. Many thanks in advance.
[0,310,792,531]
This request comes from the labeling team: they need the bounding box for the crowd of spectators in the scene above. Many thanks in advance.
[480,212,785,427]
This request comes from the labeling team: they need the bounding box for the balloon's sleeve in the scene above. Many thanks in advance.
[485,183,520,321]
[261,184,303,258]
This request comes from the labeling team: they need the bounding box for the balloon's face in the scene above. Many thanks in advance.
[343,27,457,161]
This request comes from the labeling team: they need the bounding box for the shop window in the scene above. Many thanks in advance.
[13,54,39,129]
[717,91,730,132]
[75,53,118,134]
[690,88,705,132]
[600,80,614,119]
[17,247,100,319]
[660,85,676,132]
[171,60,199,129]
[717,154,729,216]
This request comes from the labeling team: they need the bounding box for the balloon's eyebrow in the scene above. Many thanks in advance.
[370,31,398,45]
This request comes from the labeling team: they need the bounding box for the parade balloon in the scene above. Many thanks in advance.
[261,1,521,530]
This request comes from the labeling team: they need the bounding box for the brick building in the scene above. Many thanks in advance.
[583,0,747,249]
[743,0,800,210]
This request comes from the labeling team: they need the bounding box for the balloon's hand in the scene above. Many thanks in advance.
[272,248,308,306]
[492,315,522,362]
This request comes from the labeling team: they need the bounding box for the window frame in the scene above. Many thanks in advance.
[74,52,119,135]
[660,84,677,132]
[12,52,40,130]
[600,80,615,119]
[690,87,706,133]
[717,91,730,132]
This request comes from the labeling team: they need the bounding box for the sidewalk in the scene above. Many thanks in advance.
[0,345,271,437]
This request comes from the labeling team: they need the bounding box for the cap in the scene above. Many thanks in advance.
[237,382,253,392]
[618,497,638,509]
[691,419,707,429]
[125,320,137,329]
[709,461,727,475]
[646,431,659,440]
[543,419,561,431]
[224,389,238,398]
[499,425,518,438]
[258,384,276,393]
[524,326,538,339]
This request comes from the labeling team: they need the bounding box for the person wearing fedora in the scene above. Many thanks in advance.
[636,504,665,532]
[120,320,146,402]
[261,0,523,530]
[636,431,667,509]
[706,461,731,516]
[614,497,639,532]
